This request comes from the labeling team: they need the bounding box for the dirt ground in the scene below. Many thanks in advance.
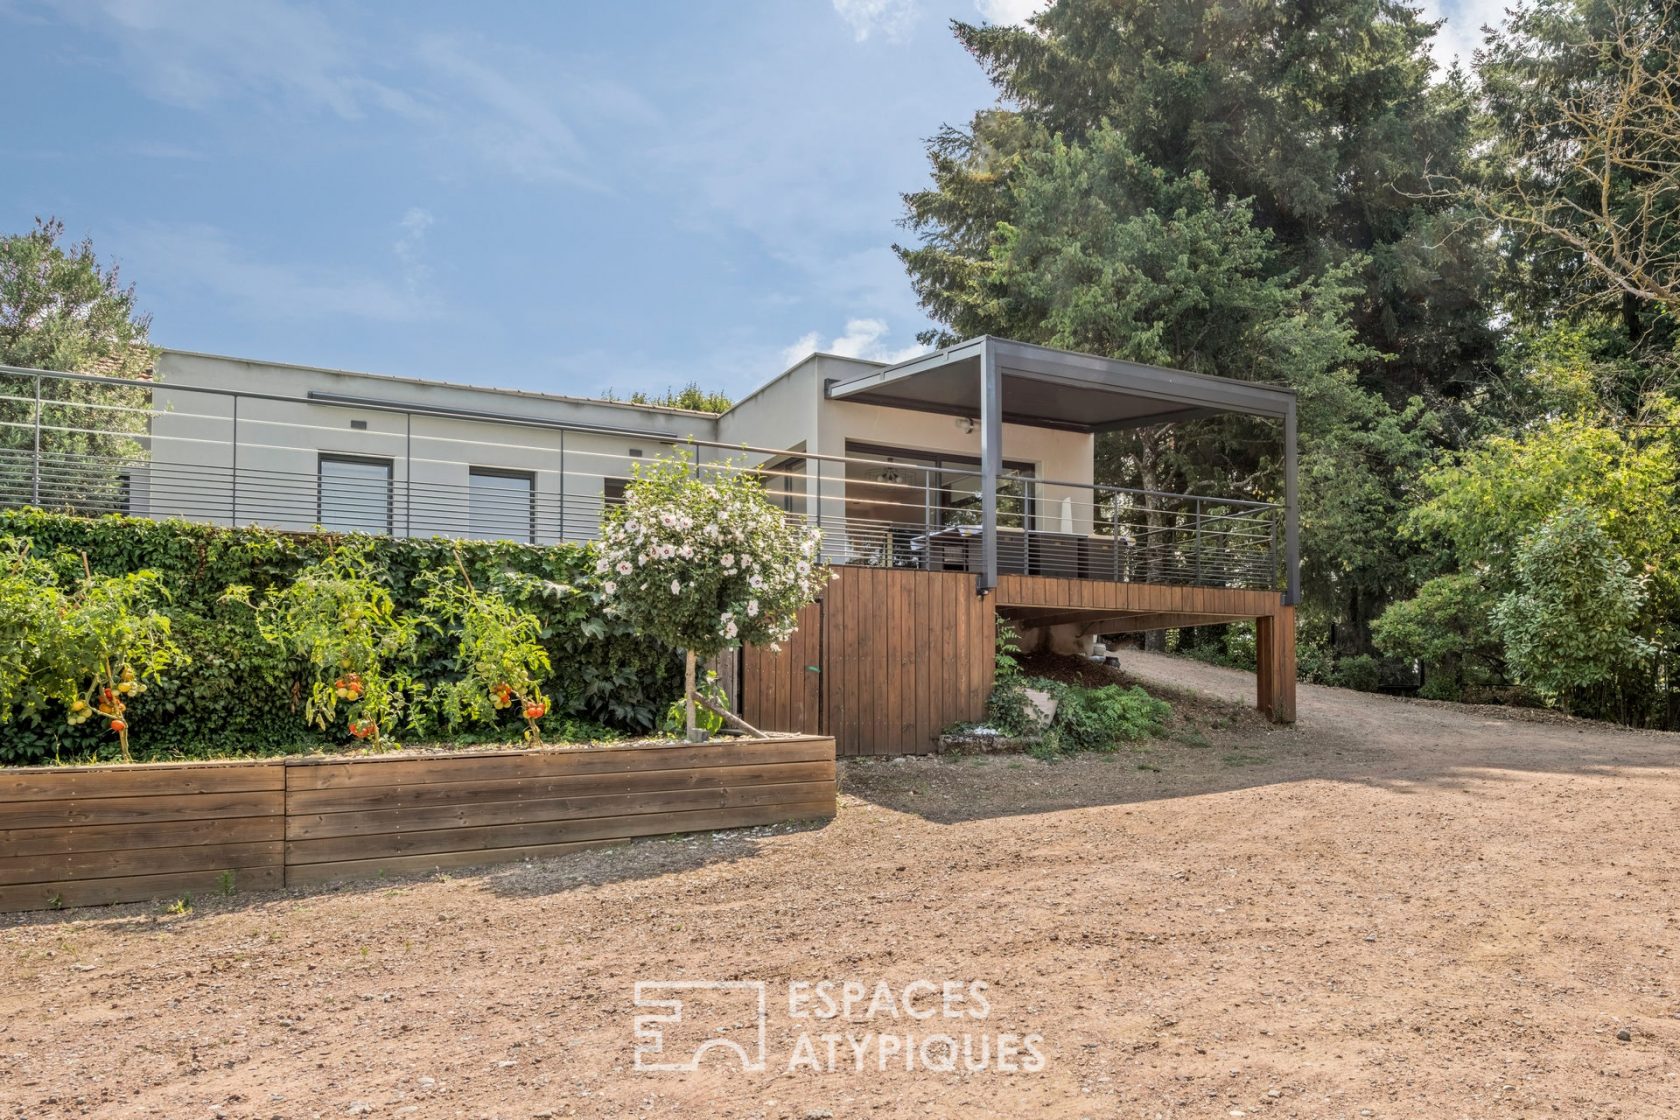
[4,651,1679,1119]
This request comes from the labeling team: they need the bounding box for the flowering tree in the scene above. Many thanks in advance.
[596,453,830,739]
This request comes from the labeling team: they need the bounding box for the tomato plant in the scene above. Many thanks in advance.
[225,543,420,749]
[0,538,185,761]
[419,558,552,743]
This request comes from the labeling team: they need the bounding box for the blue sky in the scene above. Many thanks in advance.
[1,0,1501,400]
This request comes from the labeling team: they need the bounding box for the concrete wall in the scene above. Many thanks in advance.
[150,351,721,541]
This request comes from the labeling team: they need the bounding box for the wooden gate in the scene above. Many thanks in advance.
[740,567,993,756]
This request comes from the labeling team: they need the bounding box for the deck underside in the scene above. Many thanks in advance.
[740,568,1295,757]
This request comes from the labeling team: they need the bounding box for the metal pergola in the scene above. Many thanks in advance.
[824,336,1300,604]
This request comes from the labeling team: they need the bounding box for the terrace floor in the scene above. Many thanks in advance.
[3,654,1677,1118]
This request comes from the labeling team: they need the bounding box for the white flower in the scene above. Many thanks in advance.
[678,544,693,558]
[670,579,682,594]
[616,560,633,576]
[723,620,738,640]
[748,574,765,591]
[595,558,609,574]
[747,599,759,617]
[603,580,617,595]
[741,554,754,567]
[721,553,735,568]
[796,560,810,575]
[769,641,781,653]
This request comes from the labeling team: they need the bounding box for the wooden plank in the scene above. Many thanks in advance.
[2,814,283,859]
[0,840,282,887]
[0,790,283,831]
[0,863,284,914]
[285,759,836,816]
[285,797,838,866]
[284,736,833,791]
[0,760,284,801]
[287,780,837,841]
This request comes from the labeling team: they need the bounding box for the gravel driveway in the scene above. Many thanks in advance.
[3,653,1677,1118]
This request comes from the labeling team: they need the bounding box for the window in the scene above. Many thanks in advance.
[603,477,628,506]
[318,455,393,534]
[843,442,1035,529]
[468,468,536,543]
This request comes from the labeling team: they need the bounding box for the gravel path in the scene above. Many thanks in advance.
[3,656,1678,1118]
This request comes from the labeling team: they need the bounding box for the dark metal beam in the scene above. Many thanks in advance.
[979,339,1001,595]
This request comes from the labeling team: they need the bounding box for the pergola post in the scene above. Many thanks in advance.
[978,338,1001,595]
[1283,398,1299,606]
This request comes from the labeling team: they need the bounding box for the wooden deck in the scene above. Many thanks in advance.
[742,567,1295,756]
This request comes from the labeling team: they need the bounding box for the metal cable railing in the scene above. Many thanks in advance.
[0,366,1283,590]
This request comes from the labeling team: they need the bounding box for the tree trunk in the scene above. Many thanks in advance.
[684,650,700,742]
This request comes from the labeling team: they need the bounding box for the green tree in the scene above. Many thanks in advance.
[901,0,1498,402]
[1491,505,1652,707]
[0,218,157,514]
[1476,0,1680,343]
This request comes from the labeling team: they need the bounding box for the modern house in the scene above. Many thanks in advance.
[0,336,1298,752]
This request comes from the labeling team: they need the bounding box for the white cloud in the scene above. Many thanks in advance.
[24,0,653,187]
[974,0,1048,25]
[1417,0,1510,72]
[782,318,926,368]
[393,207,434,294]
[121,222,432,323]
[832,0,917,43]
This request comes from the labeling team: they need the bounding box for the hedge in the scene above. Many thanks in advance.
[0,510,681,765]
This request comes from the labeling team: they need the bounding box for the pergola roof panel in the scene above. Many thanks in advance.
[825,336,1294,432]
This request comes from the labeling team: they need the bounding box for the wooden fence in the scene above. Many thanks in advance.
[0,735,836,914]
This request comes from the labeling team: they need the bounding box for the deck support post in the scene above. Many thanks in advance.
[1283,399,1299,606]
[978,337,1001,595]
[1255,606,1297,723]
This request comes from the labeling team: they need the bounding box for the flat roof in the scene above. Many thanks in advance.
[825,337,1295,432]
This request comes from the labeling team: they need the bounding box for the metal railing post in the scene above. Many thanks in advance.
[230,395,239,526]
[31,374,41,506]
[1193,497,1204,585]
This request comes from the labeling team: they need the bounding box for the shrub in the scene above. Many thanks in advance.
[1330,653,1381,692]
[1052,683,1171,751]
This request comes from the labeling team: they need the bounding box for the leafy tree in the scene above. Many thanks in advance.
[597,454,830,738]
[1377,412,1679,720]
[1476,0,1680,340]
[0,218,157,513]
[1491,505,1651,705]
[901,0,1498,402]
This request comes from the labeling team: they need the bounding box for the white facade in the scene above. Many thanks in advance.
[141,348,1095,552]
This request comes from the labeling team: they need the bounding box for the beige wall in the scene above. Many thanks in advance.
[141,349,1096,549]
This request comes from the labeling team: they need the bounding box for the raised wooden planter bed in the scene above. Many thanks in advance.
[0,734,836,914]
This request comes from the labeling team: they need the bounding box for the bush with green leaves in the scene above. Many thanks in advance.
[1040,681,1171,753]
